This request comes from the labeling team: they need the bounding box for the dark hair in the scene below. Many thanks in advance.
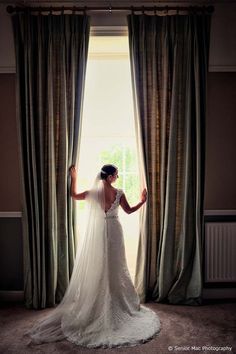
[100,164,118,180]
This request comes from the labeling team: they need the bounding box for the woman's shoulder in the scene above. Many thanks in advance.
[115,188,124,197]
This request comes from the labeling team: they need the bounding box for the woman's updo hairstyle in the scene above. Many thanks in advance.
[100,164,117,180]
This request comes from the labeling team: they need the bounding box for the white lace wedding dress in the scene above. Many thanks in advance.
[26,187,161,349]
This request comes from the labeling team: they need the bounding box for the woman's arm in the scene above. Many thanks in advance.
[69,165,88,200]
[120,189,147,214]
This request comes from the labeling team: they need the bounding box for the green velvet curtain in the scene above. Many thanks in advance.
[12,13,90,309]
[128,12,211,305]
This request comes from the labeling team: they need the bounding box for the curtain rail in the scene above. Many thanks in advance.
[6,5,214,14]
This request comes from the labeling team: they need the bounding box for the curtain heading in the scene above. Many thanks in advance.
[7,5,214,15]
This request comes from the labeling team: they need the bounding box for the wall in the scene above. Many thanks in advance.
[209,4,236,72]
[205,73,236,209]
[0,5,15,72]
[0,74,23,294]
[0,74,21,211]
[0,73,235,213]
[0,2,236,295]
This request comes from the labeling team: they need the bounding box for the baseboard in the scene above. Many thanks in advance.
[0,289,235,303]
[0,291,24,302]
[202,287,236,299]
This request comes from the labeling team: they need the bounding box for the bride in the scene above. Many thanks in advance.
[25,164,161,348]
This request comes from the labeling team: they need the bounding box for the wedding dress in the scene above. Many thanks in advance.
[25,176,161,349]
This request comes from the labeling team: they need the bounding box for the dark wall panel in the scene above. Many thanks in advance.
[0,217,23,290]
[0,74,21,212]
[205,72,236,209]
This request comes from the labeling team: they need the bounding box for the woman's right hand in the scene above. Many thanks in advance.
[141,188,147,203]
[69,165,77,179]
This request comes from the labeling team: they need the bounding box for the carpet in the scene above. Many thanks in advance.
[0,300,235,354]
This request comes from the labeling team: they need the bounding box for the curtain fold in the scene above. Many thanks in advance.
[12,13,90,309]
[128,13,211,305]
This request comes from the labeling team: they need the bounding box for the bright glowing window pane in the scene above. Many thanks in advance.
[76,35,139,281]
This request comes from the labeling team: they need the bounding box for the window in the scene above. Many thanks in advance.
[76,34,140,281]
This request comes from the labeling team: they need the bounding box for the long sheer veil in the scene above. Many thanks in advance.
[26,173,107,344]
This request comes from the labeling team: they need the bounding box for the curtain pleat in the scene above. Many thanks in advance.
[12,13,90,309]
[128,13,211,305]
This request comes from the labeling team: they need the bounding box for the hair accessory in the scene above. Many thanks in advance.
[101,169,108,175]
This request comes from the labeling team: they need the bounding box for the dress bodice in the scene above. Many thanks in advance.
[105,189,123,217]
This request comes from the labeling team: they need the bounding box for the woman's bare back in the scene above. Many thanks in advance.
[104,186,118,213]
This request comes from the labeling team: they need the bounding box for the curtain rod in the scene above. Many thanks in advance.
[6,5,214,14]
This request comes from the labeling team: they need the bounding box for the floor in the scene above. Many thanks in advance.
[0,300,235,354]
